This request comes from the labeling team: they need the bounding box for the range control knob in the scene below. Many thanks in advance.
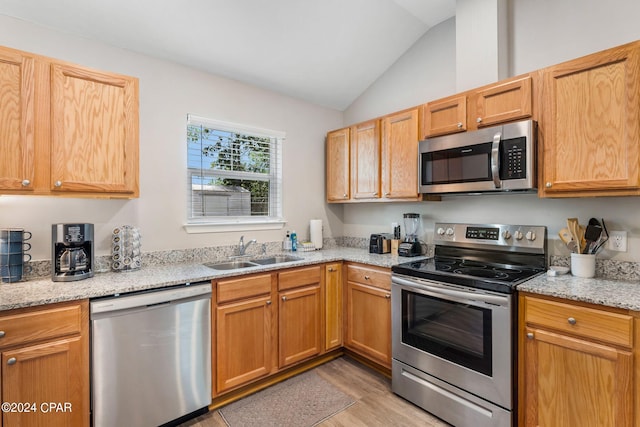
[526,231,536,241]
[514,230,524,241]
[445,228,455,236]
[437,227,446,236]
[502,230,512,240]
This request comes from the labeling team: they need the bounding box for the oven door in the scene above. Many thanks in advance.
[391,274,513,410]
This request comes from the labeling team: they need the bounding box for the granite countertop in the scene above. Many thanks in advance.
[518,273,640,312]
[0,248,427,311]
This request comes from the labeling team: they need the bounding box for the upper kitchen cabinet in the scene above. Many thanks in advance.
[50,63,139,196]
[420,75,534,139]
[469,75,533,129]
[350,119,381,200]
[381,108,419,199]
[326,127,350,202]
[0,48,35,192]
[540,41,640,197]
[420,94,467,138]
[0,45,139,198]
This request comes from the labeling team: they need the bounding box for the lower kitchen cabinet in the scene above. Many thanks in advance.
[214,273,275,395]
[278,266,322,368]
[0,300,89,427]
[519,293,634,427]
[324,262,343,351]
[345,263,391,368]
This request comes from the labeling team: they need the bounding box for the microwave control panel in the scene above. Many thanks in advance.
[500,137,527,180]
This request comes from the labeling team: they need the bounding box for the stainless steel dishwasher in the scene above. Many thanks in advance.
[91,282,212,427]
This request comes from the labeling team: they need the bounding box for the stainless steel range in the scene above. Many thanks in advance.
[391,222,546,427]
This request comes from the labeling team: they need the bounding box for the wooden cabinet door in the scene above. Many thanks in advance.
[523,327,632,427]
[2,336,89,427]
[0,48,35,191]
[381,108,419,200]
[345,281,391,367]
[216,295,273,393]
[324,263,343,351]
[326,128,350,202]
[278,285,321,368]
[471,75,532,128]
[420,95,467,138]
[350,120,381,200]
[50,63,139,195]
[541,43,640,196]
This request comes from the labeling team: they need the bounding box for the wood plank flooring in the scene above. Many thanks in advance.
[181,356,451,426]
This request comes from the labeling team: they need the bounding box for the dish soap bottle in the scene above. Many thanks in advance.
[290,230,298,252]
[283,231,292,251]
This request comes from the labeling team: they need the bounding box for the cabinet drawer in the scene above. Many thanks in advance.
[347,264,391,291]
[278,266,321,291]
[217,274,272,304]
[0,301,84,349]
[524,296,633,348]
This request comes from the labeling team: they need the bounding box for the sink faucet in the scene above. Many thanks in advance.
[238,235,257,256]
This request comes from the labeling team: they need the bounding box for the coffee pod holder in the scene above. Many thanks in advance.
[111,225,142,272]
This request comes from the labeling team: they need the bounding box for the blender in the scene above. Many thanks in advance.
[398,213,421,257]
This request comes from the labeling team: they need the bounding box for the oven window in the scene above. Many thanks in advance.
[422,142,492,185]
[401,289,492,376]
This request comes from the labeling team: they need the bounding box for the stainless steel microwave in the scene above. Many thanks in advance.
[419,119,537,195]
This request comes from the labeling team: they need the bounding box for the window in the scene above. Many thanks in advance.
[186,115,285,232]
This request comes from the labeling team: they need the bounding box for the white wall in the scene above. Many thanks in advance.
[342,0,640,261]
[0,15,344,260]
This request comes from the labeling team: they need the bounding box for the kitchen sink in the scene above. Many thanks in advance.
[203,260,259,270]
[250,255,303,265]
[203,254,303,270]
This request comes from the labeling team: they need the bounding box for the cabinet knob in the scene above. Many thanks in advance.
[364,275,370,280]
[476,117,482,123]
[343,194,348,198]
[266,300,272,305]
[0,330,5,338]
[567,317,577,325]
[328,267,334,272]
[526,332,534,339]
[384,192,390,196]
[457,122,463,129]
[21,179,30,186]
[54,180,62,188]
[385,294,391,299]
[545,182,552,188]
[281,296,287,302]
[7,357,16,365]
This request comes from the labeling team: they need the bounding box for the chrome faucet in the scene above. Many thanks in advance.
[238,235,257,256]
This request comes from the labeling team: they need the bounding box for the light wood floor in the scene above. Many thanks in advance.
[181,356,451,427]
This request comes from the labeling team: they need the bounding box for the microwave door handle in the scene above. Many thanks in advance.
[491,132,501,188]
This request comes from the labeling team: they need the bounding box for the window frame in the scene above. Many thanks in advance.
[184,114,286,234]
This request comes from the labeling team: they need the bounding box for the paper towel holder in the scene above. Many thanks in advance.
[310,219,323,250]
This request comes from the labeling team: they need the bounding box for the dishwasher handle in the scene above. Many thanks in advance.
[91,282,212,315]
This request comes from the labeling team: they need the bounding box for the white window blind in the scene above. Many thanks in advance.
[186,114,285,232]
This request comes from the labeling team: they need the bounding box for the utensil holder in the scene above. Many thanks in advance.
[111,225,142,272]
[570,253,596,278]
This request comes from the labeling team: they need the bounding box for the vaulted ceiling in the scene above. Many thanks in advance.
[0,0,455,110]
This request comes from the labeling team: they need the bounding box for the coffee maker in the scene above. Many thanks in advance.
[52,223,94,282]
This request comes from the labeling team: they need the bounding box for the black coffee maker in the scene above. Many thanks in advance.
[52,223,94,282]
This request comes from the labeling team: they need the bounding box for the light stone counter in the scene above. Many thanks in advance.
[518,273,640,312]
[0,248,427,311]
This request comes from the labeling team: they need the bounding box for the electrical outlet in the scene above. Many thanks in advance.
[607,230,628,252]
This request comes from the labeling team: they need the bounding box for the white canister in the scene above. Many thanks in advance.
[570,253,596,278]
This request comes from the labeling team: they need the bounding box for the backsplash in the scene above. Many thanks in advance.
[17,238,640,282]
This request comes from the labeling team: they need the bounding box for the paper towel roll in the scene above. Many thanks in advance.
[310,219,323,250]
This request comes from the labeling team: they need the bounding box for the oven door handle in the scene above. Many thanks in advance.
[491,131,501,188]
[392,276,509,306]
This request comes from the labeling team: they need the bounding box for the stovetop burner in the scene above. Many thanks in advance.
[391,222,547,294]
